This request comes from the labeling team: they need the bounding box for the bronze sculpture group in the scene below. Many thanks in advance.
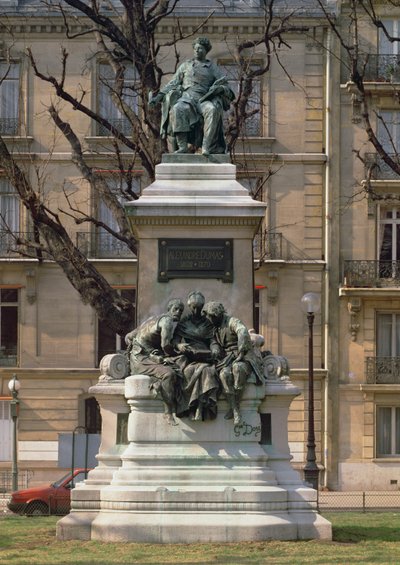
[126,293,265,426]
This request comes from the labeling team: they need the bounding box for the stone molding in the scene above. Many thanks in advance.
[129,217,261,226]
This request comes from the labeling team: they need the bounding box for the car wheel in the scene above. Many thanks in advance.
[25,501,49,516]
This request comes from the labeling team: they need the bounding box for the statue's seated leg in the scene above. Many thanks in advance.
[232,361,249,392]
[200,101,220,155]
[149,365,179,425]
[174,132,189,153]
[170,102,191,153]
[231,362,251,426]
[219,367,236,420]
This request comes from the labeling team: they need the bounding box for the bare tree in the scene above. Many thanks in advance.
[0,0,309,335]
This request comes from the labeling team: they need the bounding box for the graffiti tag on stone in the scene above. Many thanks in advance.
[234,422,261,438]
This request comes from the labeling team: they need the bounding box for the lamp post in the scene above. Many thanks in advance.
[301,292,321,491]
[8,374,21,492]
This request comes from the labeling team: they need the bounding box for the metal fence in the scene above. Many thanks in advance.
[318,491,400,512]
[1,495,71,516]
[3,489,400,516]
[0,470,33,493]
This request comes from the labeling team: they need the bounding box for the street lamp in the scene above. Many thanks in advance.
[301,292,321,491]
[8,374,21,492]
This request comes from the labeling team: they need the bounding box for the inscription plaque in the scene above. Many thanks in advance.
[158,239,233,282]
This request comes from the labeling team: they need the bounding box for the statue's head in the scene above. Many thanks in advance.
[187,291,205,315]
[193,37,212,54]
[187,291,205,307]
[202,301,225,326]
[167,298,185,321]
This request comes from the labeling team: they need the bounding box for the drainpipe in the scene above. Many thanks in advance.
[323,26,332,488]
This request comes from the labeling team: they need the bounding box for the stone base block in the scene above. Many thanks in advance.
[81,511,331,543]
[57,512,96,541]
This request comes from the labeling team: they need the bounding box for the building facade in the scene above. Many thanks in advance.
[2,0,398,492]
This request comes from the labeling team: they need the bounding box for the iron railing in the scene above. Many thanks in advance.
[0,470,33,494]
[366,356,400,384]
[254,231,283,260]
[364,153,400,180]
[77,231,134,259]
[318,490,400,512]
[343,260,400,287]
[0,231,38,258]
[0,118,18,135]
[362,54,400,82]
[97,118,132,136]
[0,351,17,367]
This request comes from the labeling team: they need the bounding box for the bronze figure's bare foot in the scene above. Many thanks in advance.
[164,413,179,426]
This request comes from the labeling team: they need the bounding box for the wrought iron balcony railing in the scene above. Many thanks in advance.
[0,231,37,258]
[364,153,400,181]
[97,118,132,137]
[77,231,135,259]
[253,231,283,260]
[0,117,18,135]
[0,351,17,367]
[366,356,400,384]
[343,260,400,287]
[362,54,400,82]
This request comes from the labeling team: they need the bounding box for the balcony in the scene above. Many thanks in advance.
[363,54,400,83]
[0,118,18,135]
[253,231,283,260]
[0,231,37,258]
[77,232,135,259]
[343,260,400,288]
[364,153,400,181]
[366,357,400,384]
[0,350,17,367]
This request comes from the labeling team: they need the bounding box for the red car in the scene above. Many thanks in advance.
[7,468,90,516]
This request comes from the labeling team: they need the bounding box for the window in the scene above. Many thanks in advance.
[377,111,400,154]
[376,406,400,457]
[220,63,261,137]
[0,288,18,366]
[366,313,400,384]
[378,208,400,278]
[97,287,136,365]
[0,400,11,461]
[377,313,400,357]
[97,63,138,136]
[0,179,20,255]
[0,62,19,135]
[379,20,400,56]
[368,111,400,179]
[96,176,139,257]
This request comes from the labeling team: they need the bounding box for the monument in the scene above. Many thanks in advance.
[56,38,331,543]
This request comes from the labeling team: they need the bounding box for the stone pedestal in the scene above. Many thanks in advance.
[57,374,331,542]
[124,154,266,327]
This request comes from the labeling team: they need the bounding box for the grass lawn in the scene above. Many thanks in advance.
[1,512,400,564]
